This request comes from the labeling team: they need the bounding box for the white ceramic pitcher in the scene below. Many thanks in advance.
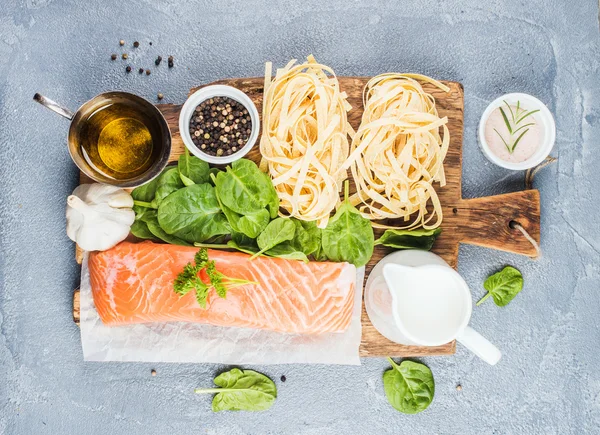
[365,250,501,365]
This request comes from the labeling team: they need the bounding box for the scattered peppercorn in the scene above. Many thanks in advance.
[119,39,125,46]
[168,55,174,68]
[149,41,153,46]
[122,53,128,60]
[188,96,252,157]
[145,69,151,75]
[280,375,286,382]
[125,66,132,73]
[157,93,164,100]
[151,369,157,376]
[110,54,117,61]
[138,67,144,74]
[456,384,462,391]
[133,41,140,48]
[155,56,162,66]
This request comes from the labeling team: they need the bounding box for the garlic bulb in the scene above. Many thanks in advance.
[66,184,135,251]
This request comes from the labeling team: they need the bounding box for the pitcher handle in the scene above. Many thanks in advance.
[33,93,74,120]
[456,326,502,365]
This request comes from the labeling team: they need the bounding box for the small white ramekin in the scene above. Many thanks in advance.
[179,85,260,164]
[478,92,555,170]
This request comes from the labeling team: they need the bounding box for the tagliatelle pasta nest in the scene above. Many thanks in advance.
[259,56,352,228]
[340,73,450,230]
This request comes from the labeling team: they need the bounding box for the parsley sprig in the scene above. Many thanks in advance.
[174,248,256,308]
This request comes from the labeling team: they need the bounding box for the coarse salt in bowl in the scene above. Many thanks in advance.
[478,93,555,171]
[179,85,260,164]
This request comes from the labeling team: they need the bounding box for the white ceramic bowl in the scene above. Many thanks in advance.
[179,85,260,164]
[478,92,555,170]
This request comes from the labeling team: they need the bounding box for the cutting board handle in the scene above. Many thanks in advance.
[456,189,540,257]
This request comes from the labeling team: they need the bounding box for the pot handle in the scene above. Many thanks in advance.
[456,326,502,365]
[33,93,74,120]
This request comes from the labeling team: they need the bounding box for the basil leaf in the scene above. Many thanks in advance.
[374,228,441,250]
[151,167,184,208]
[253,218,296,258]
[321,183,373,267]
[477,266,524,307]
[214,159,278,215]
[195,368,277,412]
[383,358,434,414]
[178,148,211,186]
[157,184,230,243]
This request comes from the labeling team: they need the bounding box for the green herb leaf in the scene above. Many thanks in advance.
[505,100,516,123]
[515,109,540,124]
[510,129,529,153]
[195,368,277,412]
[252,218,296,259]
[494,128,512,153]
[477,266,523,307]
[383,358,434,414]
[499,106,512,134]
[374,228,441,250]
[178,148,211,186]
[321,181,374,267]
[157,184,230,243]
[174,248,255,308]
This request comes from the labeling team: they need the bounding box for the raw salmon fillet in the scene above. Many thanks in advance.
[88,241,356,334]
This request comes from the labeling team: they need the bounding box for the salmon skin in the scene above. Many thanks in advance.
[88,241,356,334]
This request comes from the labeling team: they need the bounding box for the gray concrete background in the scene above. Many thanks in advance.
[1,0,599,434]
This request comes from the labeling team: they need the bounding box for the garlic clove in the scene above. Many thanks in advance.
[66,184,135,252]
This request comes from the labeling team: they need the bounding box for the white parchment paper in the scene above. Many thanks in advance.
[79,253,364,365]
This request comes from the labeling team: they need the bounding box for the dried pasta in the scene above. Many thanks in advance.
[259,56,352,228]
[340,73,450,230]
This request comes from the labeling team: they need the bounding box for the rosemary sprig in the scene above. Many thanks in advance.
[173,248,257,308]
[494,100,539,154]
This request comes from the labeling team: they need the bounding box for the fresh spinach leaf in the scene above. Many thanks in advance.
[265,242,309,262]
[321,181,374,267]
[374,228,441,250]
[214,159,278,215]
[383,358,434,414]
[195,368,277,412]
[131,170,165,219]
[313,242,328,262]
[178,148,210,186]
[151,167,184,208]
[226,232,260,255]
[252,218,296,259]
[214,185,270,239]
[157,184,230,243]
[237,209,271,238]
[144,211,191,246]
[289,219,321,256]
[130,219,156,240]
[477,266,524,307]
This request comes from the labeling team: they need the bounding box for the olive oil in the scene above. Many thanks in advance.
[77,102,160,180]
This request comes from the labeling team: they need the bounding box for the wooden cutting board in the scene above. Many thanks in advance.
[73,77,540,357]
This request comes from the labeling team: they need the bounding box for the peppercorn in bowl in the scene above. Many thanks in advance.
[179,85,259,164]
